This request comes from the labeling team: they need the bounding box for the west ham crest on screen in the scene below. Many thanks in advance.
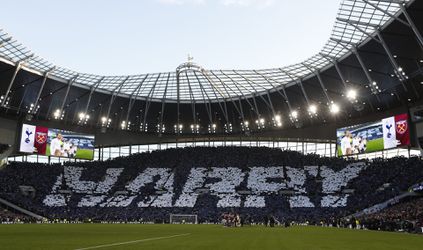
[396,120,407,135]
[36,132,47,144]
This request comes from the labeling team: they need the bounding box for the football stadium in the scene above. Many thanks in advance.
[1,0,423,249]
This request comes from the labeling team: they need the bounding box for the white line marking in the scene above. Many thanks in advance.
[74,233,191,250]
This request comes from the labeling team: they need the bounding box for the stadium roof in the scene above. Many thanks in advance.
[0,0,414,103]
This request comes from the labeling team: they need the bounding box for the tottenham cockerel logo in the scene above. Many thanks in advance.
[396,120,407,135]
[36,132,47,144]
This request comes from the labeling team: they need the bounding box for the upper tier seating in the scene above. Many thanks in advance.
[0,147,422,223]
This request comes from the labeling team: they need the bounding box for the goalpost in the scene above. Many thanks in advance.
[169,214,198,224]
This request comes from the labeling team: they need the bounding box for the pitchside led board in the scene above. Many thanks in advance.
[19,124,95,160]
[336,113,410,157]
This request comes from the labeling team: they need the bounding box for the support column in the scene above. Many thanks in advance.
[319,53,348,89]
[400,4,423,50]
[84,77,105,116]
[176,72,180,129]
[1,63,21,107]
[376,31,408,90]
[59,75,79,116]
[32,67,56,114]
[352,47,379,95]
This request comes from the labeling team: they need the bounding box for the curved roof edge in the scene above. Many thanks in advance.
[0,0,413,103]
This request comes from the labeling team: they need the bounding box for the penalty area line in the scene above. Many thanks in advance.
[74,233,191,250]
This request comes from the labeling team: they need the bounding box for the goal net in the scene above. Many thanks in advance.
[169,214,198,224]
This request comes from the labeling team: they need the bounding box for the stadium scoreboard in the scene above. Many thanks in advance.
[336,113,410,157]
[19,124,95,160]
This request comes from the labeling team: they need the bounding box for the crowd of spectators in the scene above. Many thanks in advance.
[0,146,422,230]
[0,204,34,224]
[359,196,423,233]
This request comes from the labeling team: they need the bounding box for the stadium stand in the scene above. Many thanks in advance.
[0,203,34,224]
[1,0,423,248]
[0,147,422,230]
[359,196,423,233]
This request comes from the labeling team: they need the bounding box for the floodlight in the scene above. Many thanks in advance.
[346,89,357,100]
[308,105,317,115]
[329,103,340,114]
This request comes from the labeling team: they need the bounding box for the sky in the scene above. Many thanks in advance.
[0,0,340,75]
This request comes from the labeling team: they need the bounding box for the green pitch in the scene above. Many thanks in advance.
[337,138,384,156]
[45,146,94,160]
[365,138,384,153]
[0,224,422,250]
[74,149,94,160]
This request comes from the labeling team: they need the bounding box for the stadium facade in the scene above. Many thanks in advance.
[1,1,423,246]
[0,0,423,162]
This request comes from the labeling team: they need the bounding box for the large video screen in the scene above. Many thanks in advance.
[19,124,95,160]
[336,113,410,157]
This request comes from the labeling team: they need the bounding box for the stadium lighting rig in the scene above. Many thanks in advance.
[156,124,166,133]
[273,115,282,127]
[329,102,340,114]
[241,121,250,132]
[346,89,357,101]
[140,123,148,132]
[396,66,409,80]
[78,112,90,124]
[290,110,299,120]
[255,118,266,130]
[53,109,64,120]
[190,124,200,134]
[224,123,233,133]
[345,88,364,111]
[370,81,381,94]
[0,96,4,107]
[27,103,40,114]
[141,123,148,132]
[174,124,183,134]
[120,121,131,130]
[289,110,303,128]
[101,116,112,128]
[308,104,318,117]
[208,124,217,134]
[0,94,10,107]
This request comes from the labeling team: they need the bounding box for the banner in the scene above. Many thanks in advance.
[395,113,410,146]
[382,116,397,149]
[20,124,36,153]
[34,126,48,155]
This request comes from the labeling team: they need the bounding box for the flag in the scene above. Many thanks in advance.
[34,126,48,155]
[20,124,36,153]
[382,116,397,149]
[395,113,410,147]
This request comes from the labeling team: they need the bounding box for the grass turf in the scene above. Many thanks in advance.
[365,138,384,153]
[0,224,422,250]
[337,138,384,156]
[45,146,94,160]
